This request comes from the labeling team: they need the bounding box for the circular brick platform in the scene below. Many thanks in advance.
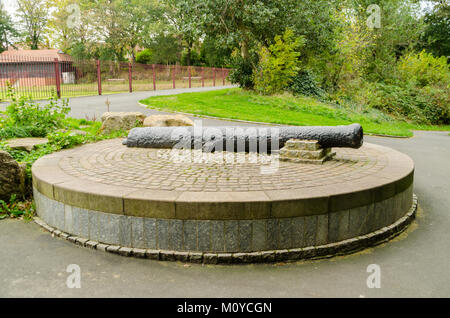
[32,139,415,263]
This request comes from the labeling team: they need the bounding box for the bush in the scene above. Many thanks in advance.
[0,194,35,220]
[289,70,326,98]
[253,29,305,95]
[2,86,70,137]
[366,82,449,124]
[397,50,449,87]
[0,125,48,139]
[228,55,256,89]
[181,49,202,66]
[419,86,450,125]
[136,49,153,64]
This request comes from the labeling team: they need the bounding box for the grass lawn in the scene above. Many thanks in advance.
[140,88,450,137]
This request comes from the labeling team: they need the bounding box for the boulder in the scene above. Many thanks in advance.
[101,112,146,134]
[143,114,194,127]
[6,138,48,152]
[0,151,26,201]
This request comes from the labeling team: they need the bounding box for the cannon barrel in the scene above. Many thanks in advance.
[123,123,363,152]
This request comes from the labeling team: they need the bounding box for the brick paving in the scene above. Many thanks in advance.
[58,139,388,193]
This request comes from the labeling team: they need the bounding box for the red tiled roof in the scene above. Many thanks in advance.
[0,49,73,62]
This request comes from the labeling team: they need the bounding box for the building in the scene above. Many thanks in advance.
[0,49,75,87]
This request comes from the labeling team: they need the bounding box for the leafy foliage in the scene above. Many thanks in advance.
[2,86,70,137]
[228,52,257,89]
[181,49,201,66]
[288,70,326,98]
[136,48,154,64]
[144,33,181,65]
[0,2,19,52]
[397,50,450,87]
[0,194,35,220]
[363,82,449,125]
[420,2,450,58]
[253,29,304,95]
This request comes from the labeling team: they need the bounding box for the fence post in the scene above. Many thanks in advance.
[188,66,191,88]
[152,64,156,90]
[213,67,216,87]
[201,66,204,87]
[128,62,132,93]
[53,58,61,98]
[222,68,225,86]
[172,65,176,89]
[97,60,102,95]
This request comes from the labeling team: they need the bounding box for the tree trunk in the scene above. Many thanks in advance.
[187,45,191,66]
[240,40,249,60]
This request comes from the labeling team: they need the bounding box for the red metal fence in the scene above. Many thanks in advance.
[0,55,231,101]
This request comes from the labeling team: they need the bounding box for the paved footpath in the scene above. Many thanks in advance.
[0,88,449,297]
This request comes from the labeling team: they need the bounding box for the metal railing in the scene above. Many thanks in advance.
[0,55,231,101]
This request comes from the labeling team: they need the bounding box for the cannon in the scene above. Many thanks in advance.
[122,123,363,153]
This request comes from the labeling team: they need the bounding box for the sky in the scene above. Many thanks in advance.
[2,0,18,20]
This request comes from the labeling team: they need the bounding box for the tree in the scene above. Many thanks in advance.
[421,1,450,58]
[115,0,161,61]
[0,3,19,52]
[199,35,233,67]
[136,48,153,64]
[17,0,49,49]
[82,0,161,61]
[253,29,304,94]
[201,0,297,61]
[144,33,181,65]
[289,0,341,61]
[342,0,426,81]
[46,0,87,53]
[163,0,204,66]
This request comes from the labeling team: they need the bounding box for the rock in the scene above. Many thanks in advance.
[6,138,48,152]
[101,112,146,134]
[0,151,25,201]
[143,114,194,127]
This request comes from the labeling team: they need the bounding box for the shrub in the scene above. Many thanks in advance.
[0,125,48,139]
[228,54,256,89]
[0,194,35,220]
[366,82,449,124]
[181,49,202,66]
[397,50,449,87]
[3,86,70,137]
[289,70,326,98]
[136,49,153,64]
[419,86,450,125]
[253,29,305,95]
